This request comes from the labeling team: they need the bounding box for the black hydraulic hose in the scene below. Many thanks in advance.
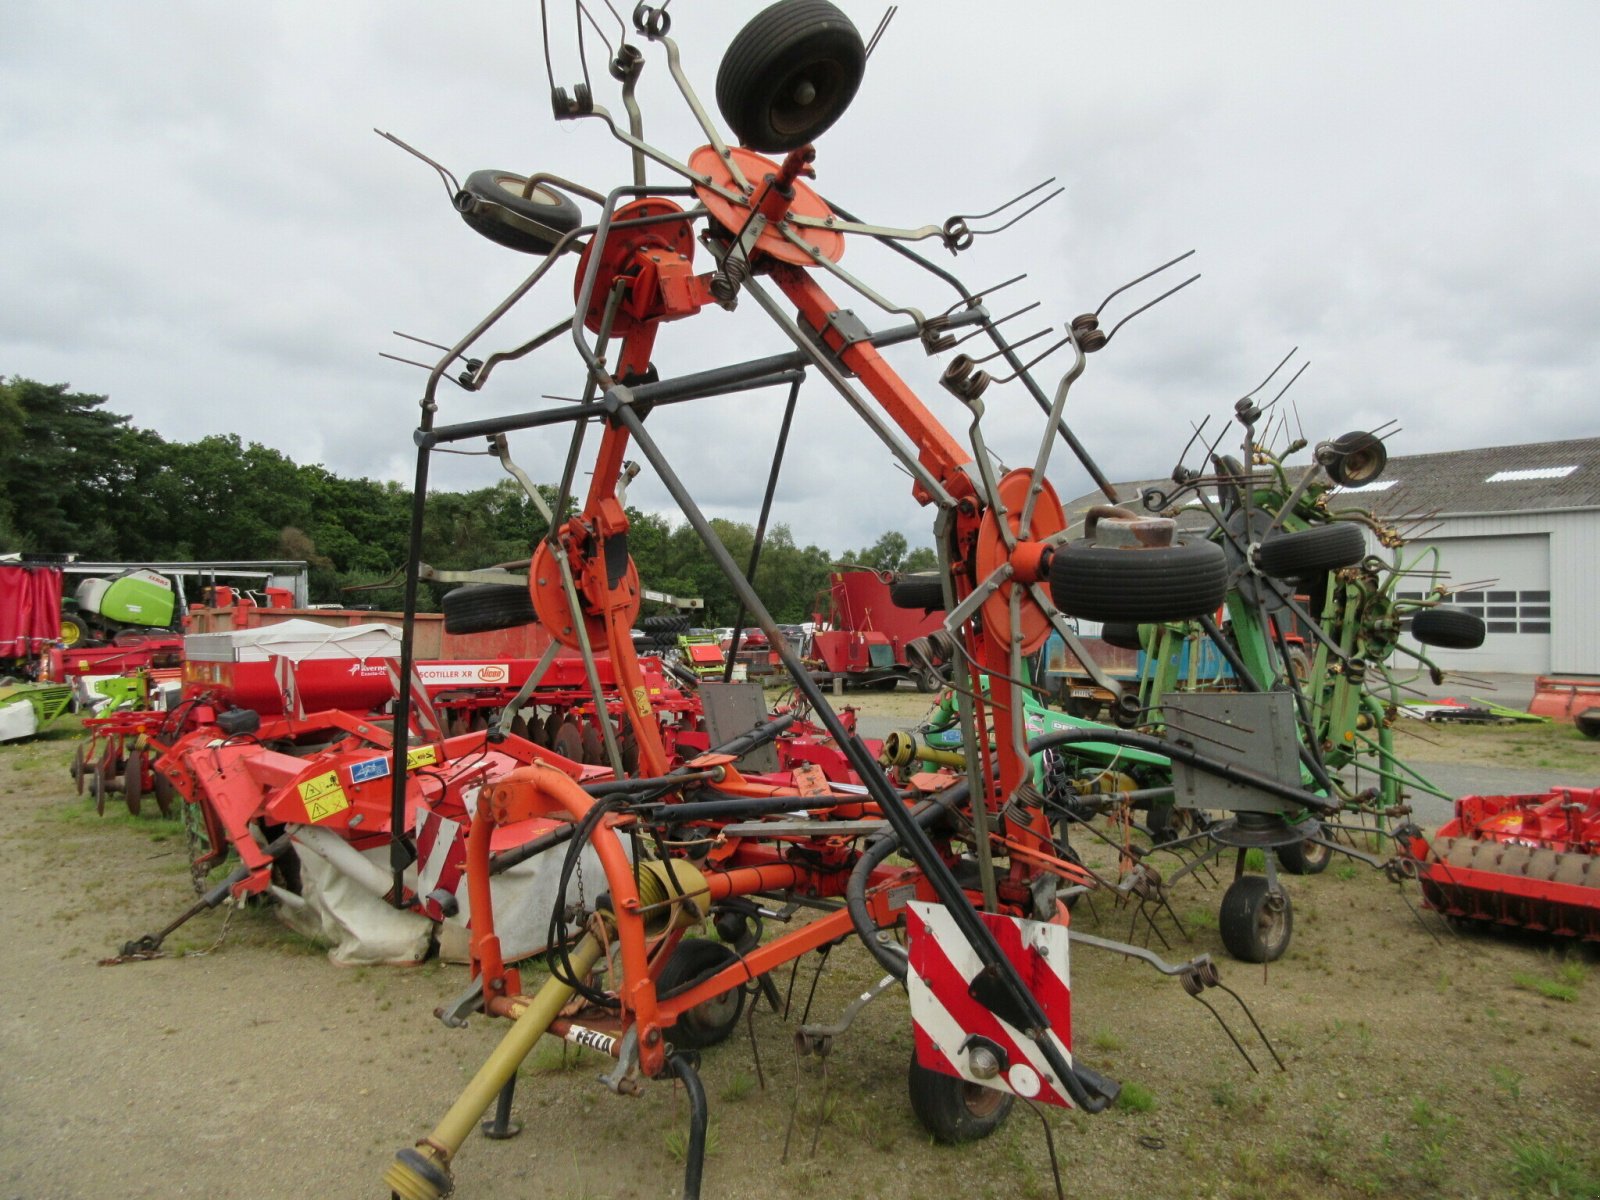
[644,791,896,823]
[725,376,803,681]
[845,781,971,979]
[488,823,575,875]
[666,1053,707,1200]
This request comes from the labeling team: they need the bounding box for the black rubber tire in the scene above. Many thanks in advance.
[122,743,144,817]
[641,614,692,634]
[455,170,582,255]
[715,0,866,152]
[907,1053,1014,1144]
[1099,622,1144,651]
[657,938,746,1049]
[1410,606,1486,650]
[889,572,945,611]
[1218,875,1292,963]
[1276,827,1332,876]
[1324,430,1388,488]
[1063,696,1103,720]
[1048,539,1227,625]
[1255,523,1365,579]
[1576,708,1600,740]
[442,584,536,635]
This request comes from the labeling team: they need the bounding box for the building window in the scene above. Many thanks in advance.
[1399,589,1553,637]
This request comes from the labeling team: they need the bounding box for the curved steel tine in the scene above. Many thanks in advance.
[1242,346,1298,402]
[539,0,559,92]
[952,177,1058,224]
[572,0,595,93]
[951,302,1041,347]
[373,129,459,200]
[990,333,1073,384]
[938,273,1028,319]
[1215,982,1286,1071]
[600,0,628,39]
[972,186,1064,237]
[1102,273,1201,344]
[968,326,1052,365]
[1268,360,1311,408]
[864,5,898,59]
[1093,249,1195,317]
[1193,993,1259,1073]
[577,0,615,57]
[1174,415,1212,477]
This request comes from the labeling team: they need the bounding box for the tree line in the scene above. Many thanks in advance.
[0,377,935,623]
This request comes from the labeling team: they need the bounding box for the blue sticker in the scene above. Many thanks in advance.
[350,756,392,785]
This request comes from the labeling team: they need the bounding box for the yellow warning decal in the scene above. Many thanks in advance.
[633,686,650,716]
[299,771,350,823]
[407,745,440,770]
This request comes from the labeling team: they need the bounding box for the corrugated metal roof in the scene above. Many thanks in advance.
[1064,435,1600,532]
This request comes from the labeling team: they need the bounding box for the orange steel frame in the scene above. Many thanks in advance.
[460,143,1082,1078]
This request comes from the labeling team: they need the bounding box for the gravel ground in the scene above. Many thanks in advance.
[2,697,1598,1200]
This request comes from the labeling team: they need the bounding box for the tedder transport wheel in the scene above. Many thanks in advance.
[1048,540,1227,625]
[657,938,746,1049]
[907,1054,1014,1143]
[1276,827,1332,876]
[1218,875,1293,963]
[455,170,583,255]
[1410,606,1487,651]
[715,0,866,153]
[1255,523,1365,579]
[1323,430,1388,488]
[442,584,537,635]
[889,572,945,611]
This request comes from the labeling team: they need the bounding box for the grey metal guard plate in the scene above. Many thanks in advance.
[1162,691,1302,813]
[698,681,781,774]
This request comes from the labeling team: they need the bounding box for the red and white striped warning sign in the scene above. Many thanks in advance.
[906,900,1075,1108]
[412,803,465,921]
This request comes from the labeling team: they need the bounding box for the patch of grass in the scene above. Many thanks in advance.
[663,1122,719,1164]
[1334,863,1359,881]
[1089,1028,1123,1053]
[1489,1065,1523,1101]
[1243,848,1266,871]
[1557,958,1590,988]
[1505,1138,1600,1200]
[1512,971,1579,1003]
[719,1072,756,1103]
[1115,1081,1155,1113]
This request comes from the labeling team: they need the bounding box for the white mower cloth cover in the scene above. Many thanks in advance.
[278,817,620,968]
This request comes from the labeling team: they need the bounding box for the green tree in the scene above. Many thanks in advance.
[0,377,131,555]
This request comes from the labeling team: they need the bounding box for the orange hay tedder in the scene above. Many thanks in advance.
[373,5,1308,1197]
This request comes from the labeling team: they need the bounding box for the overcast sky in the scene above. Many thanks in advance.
[5,2,1598,558]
